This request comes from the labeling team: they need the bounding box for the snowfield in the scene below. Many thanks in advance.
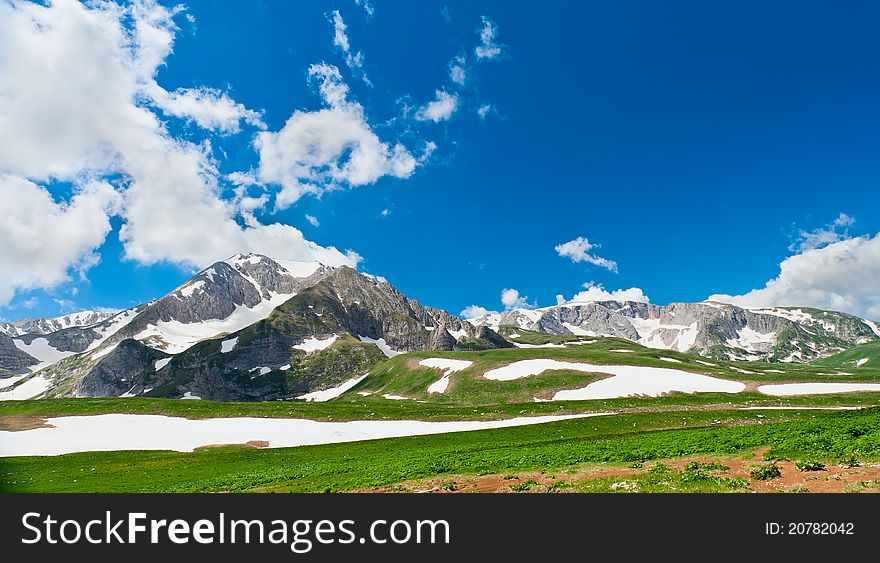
[12,338,76,371]
[0,375,53,401]
[0,412,609,457]
[358,336,402,357]
[220,337,238,353]
[294,334,339,353]
[297,374,370,402]
[757,383,880,396]
[481,359,746,400]
[420,358,473,394]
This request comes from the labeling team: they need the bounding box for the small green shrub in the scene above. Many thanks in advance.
[649,462,669,474]
[684,461,729,472]
[750,463,781,481]
[795,460,826,472]
[511,479,538,492]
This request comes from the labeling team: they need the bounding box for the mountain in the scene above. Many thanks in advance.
[468,300,880,362]
[4,253,880,402]
[0,254,509,400]
[0,310,118,337]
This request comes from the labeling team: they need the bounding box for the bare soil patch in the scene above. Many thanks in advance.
[0,415,53,432]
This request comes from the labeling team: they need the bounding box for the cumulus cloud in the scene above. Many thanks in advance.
[0,0,362,303]
[0,175,121,305]
[709,233,880,319]
[501,288,536,310]
[790,212,854,252]
[554,237,618,272]
[475,16,502,60]
[148,86,266,133]
[415,90,459,122]
[560,283,651,305]
[305,214,320,227]
[460,287,536,319]
[256,63,420,207]
[460,305,495,319]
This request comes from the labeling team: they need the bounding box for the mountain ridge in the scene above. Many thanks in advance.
[2,252,878,401]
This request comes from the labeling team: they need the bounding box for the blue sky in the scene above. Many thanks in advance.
[2,0,880,322]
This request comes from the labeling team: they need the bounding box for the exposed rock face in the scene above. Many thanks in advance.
[0,334,37,376]
[74,340,170,398]
[0,311,117,337]
[476,300,878,362]
[428,327,457,351]
[30,260,507,401]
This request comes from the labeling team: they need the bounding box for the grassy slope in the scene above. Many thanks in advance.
[345,336,880,405]
[813,341,880,369]
[4,408,880,493]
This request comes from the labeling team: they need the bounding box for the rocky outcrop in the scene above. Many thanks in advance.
[0,334,38,376]
[478,300,879,362]
[74,339,170,398]
[0,310,117,337]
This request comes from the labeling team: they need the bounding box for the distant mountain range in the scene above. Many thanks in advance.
[2,253,878,401]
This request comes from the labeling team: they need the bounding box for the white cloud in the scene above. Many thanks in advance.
[148,86,265,133]
[256,64,420,207]
[477,103,495,120]
[353,0,374,17]
[330,9,369,84]
[562,283,651,305]
[554,237,618,272]
[790,212,854,252]
[475,16,502,60]
[54,298,78,312]
[305,214,320,227]
[415,90,459,122]
[0,0,362,304]
[380,208,391,217]
[449,55,466,85]
[460,305,495,319]
[501,288,536,310]
[709,233,880,319]
[0,175,120,305]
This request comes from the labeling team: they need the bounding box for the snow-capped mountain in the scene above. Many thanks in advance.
[4,252,880,402]
[0,254,507,400]
[0,310,118,337]
[467,300,880,362]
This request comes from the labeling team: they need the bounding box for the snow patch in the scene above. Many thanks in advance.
[358,336,402,357]
[294,334,339,353]
[758,383,880,396]
[0,413,608,457]
[420,358,473,394]
[220,337,239,353]
[480,359,745,400]
[154,358,172,371]
[297,374,370,402]
[0,375,53,400]
[13,337,76,371]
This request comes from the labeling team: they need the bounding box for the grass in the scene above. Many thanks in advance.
[813,341,880,369]
[345,338,880,406]
[5,407,880,493]
[559,463,748,493]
